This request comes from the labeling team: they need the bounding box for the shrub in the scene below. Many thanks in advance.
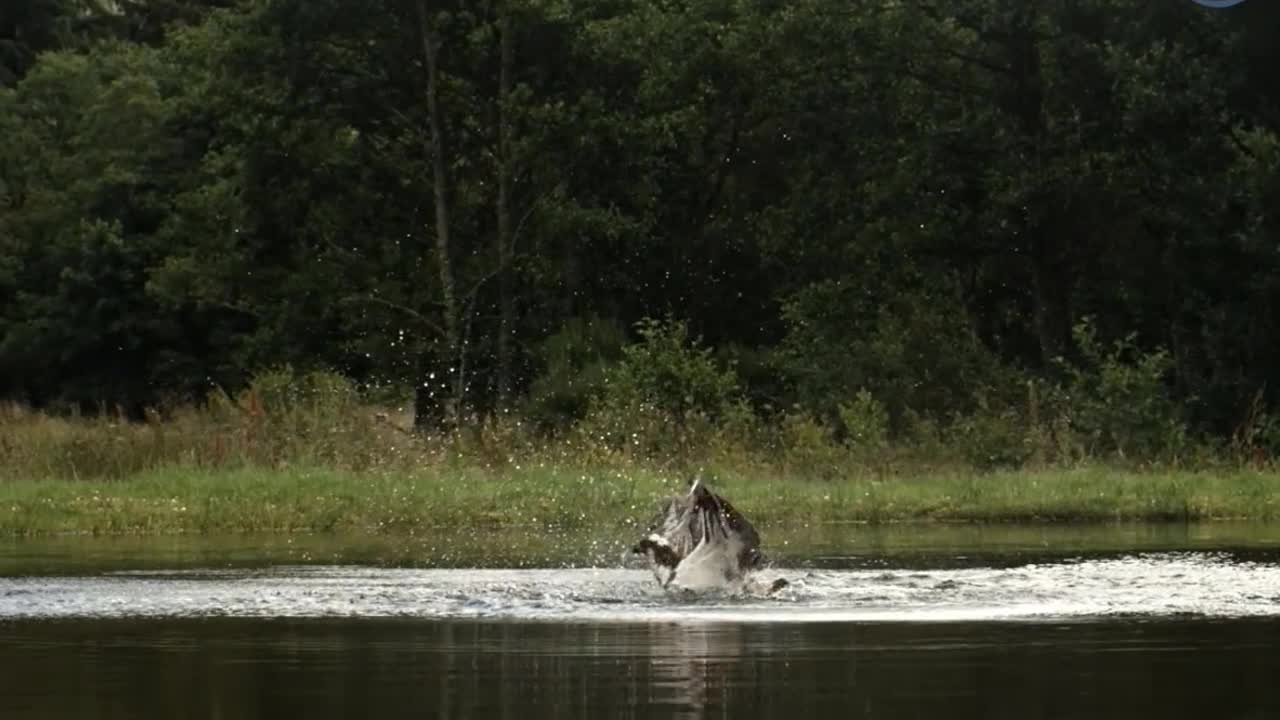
[777,281,1010,433]
[248,366,359,420]
[574,316,746,463]
[524,315,626,430]
[1228,389,1280,466]
[837,389,889,453]
[950,404,1032,470]
[594,316,741,423]
[229,365,393,469]
[1060,319,1188,459]
[775,408,847,479]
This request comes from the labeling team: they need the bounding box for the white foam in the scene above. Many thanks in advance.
[2,552,1278,622]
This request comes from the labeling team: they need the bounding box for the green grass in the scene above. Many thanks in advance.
[2,464,1279,536]
[3,395,1280,536]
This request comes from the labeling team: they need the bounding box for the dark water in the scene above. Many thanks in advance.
[2,617,1278,719]
[2,523,1279,719]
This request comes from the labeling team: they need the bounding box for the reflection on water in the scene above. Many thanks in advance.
[1,617,1279,719]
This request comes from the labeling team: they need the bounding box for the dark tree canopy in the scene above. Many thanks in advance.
[1,0,1278,447]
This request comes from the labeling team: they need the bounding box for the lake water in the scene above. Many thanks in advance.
[2,523,1279,718]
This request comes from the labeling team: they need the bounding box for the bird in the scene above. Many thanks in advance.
[631,476,788,594]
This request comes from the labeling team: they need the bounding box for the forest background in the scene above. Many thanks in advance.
[4,2,1280,532]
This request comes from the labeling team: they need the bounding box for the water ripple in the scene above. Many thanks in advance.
[1,552,1277,622]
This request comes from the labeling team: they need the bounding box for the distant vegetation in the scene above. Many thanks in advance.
[2,363,1280,535]
[2,333,1270,484]
[4,1,1280,487]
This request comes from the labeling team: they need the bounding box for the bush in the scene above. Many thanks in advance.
[838,390,889,453]
[778,281,1010,433]
[1060,319,1188,459]
[1226,390,1280,466]
[575,316,745,462]
[776,408,847,479]
[248,366,359,420]
[524,315,626,430]
[221,365,394,469]
[951,405,1033,470]
[594,316,741,424]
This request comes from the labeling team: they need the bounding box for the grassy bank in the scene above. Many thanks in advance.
[4,388,1280,536]
[3,464,1279,536]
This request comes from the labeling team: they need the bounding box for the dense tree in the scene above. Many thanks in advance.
[1,0,1278,445]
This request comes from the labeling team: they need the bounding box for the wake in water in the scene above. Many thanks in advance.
[629,477,788,596]
[1,552,1278,621]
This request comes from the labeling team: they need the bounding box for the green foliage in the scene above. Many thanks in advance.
[779,282,1010,431]
[951,405,1034,471]
[775,409,847,480]
[1060,320,1188,459]
[524,315,625,430]
[0,41,216,408]
[1232,391,1275,458]
[594,317,741,422]
[2,0,1280,472]
[0,365,416,481]
[247,366,358,420]
[837,390,889,453]
[576,317,743,462]
[7,402,1280,536]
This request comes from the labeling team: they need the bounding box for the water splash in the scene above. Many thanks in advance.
[1,552,1277,622]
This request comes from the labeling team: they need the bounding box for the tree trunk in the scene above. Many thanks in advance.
[414,0,461,430]
[1031,234,1072,367]
[494,1,515,407]
[1004,11,1073,369]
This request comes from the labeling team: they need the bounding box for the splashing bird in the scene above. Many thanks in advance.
[631,477,788,595]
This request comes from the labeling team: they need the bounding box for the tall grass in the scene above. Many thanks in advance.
[2,367,1278,536]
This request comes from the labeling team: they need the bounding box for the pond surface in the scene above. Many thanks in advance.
[2,522,1279,718]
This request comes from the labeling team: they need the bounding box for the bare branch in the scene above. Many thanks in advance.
[340,294,447,337]
[509,187,553,255]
